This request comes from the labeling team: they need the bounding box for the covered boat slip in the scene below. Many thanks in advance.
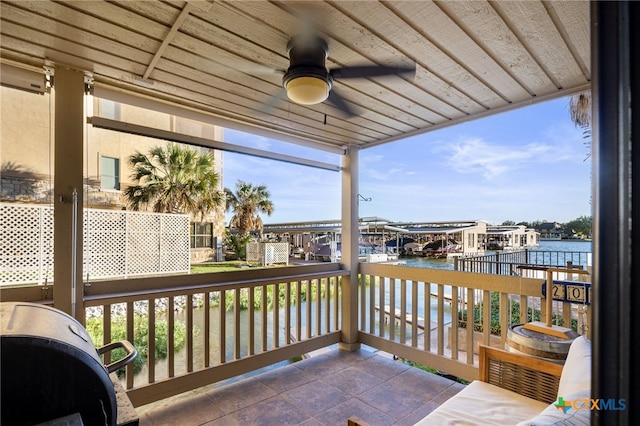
[264,218,538,259]
[1,1,638,424]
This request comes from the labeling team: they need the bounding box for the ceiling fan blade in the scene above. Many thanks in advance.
[330,64,416,80]
[258,88,289,115]
[327,90,357,117]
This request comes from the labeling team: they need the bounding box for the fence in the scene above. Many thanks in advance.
[455,249,592,276]
[0,203,190,285]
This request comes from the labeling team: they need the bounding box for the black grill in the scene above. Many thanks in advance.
[1,302,137,425]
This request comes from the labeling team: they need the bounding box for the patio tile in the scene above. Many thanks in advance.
[282,379,351,416]
[321,366,384,396]
[314,398,396,426]
[222,395,311,425]
[204,376,277,414]
[139,392,220,426]
[255,363,316,393]
[293,352,352,376]
[358,381,430,420]
[138,348,460,426]
[432,381,466,403]
[393,400,442,426]
[388,367,456,399]
[351,354,411,380]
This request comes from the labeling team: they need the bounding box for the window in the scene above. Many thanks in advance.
[101,156,120,190]
[191,222,213,249]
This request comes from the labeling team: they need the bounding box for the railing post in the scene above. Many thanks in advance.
[339,145,360,351]
[53,67,85,321]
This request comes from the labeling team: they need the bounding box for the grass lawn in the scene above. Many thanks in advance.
[190,260,289,273]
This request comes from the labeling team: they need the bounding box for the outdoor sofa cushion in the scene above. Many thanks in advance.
[415,380,548,425]
[557,336,592,397]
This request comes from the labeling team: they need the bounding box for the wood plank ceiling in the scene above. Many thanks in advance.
[0,0,590,153]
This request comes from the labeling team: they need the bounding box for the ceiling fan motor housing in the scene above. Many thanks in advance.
[283,36,333,94]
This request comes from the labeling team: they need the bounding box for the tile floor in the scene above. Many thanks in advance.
[137,348,465,425]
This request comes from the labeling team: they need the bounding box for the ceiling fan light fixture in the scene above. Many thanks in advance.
[285,76,329,105]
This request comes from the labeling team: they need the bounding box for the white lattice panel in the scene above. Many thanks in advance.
[160,215,190,272]
[85,210,127,279]
[246,242,289,266]
[0,204,54,285]
[1,203,190,285]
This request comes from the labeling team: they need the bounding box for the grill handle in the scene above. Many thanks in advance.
[97,340,138,374]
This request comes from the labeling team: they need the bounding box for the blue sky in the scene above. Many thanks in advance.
[222,97,591,225]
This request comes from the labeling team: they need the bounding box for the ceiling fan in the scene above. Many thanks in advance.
[277,34,416,117]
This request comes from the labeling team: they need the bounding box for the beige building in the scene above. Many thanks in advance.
[1,84,226,262]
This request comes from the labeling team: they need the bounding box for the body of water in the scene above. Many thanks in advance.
[401,239,592,270]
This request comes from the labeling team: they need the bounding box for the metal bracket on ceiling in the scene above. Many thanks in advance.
[84,74,94,95]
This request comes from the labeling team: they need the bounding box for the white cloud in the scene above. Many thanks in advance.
[437,137,553,180]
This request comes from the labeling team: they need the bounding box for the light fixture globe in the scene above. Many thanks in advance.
[282,36,333,106]
[285,76,330,105]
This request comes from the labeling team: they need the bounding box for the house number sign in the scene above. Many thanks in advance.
[541,280,591,305]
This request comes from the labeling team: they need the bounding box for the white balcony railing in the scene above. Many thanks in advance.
[0,261,590,409]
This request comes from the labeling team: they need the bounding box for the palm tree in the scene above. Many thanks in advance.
[569,91,592,159]
[123,143,223,219]
[570,91,591,128]
[225,180,274,237]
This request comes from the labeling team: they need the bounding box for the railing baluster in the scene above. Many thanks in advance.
[204,293,210,367]
[315,279,321,337]
[379,276,385,338]
[482,290,491,347]
[148,298,156,383]
[369,276,376,334]
[411,280,418,348]
[500,292,508,346]
[389,277,396,342]
[285,282,291,344]
[437,284,444,356]
[103,305,111,366]
[333,277,340,331]
[450,286,458,360]
[400,279,407,344]
[274,284,280,348]
[261,286,267,351]
[423,282,429,351]
[187,295,193,372]
[219,290,226,363]
[305,280,311,339]
[359,274,367,330]
[562,301,572,330]
[248,287,255,356]
[168,296,175,377]
[520,295,528,324]
[466,288,474,364]
[126,301,134,389]
[296,281,302,342]
[234,288,241,358]
[324,278,330,334]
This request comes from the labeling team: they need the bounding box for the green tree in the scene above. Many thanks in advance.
[564,216,592,237]
[225,180,274,237]
[123,143,223,219]
[501,220,516,226]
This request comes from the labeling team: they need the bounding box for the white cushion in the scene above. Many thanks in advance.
[416,380,548,425]
[516,388,591,426]
[558,336,592,397]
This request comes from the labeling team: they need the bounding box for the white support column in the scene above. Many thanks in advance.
[339,145,361,350]
[53,67,85,321]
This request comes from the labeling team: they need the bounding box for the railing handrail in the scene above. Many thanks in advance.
[84,265,349,307]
